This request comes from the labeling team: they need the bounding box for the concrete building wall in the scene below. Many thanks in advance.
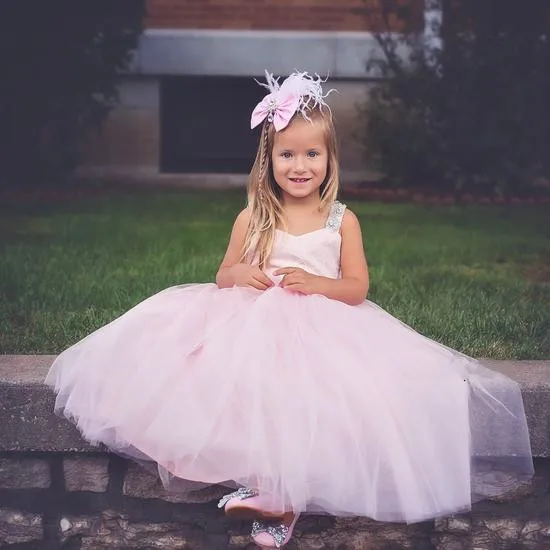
[78,78,161,180]
[77,0,430,185]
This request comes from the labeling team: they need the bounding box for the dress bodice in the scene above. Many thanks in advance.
[265,201,346,284]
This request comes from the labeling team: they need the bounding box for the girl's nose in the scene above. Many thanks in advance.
[294,156,306,172]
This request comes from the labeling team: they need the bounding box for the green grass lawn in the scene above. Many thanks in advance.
[0,187,549,359]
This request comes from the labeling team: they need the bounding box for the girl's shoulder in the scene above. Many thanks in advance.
[335,203,362,235]
[233,207,251,229]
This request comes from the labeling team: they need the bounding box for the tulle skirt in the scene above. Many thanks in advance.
[45,284,533,523]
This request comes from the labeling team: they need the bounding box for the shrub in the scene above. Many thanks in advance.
[0,0,145,187]
[362,0,550,196]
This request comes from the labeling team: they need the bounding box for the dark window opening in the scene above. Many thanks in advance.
[161,75,264,173]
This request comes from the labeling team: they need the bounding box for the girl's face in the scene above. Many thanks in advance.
[271,117,328,203]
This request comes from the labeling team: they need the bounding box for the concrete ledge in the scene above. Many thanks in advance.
[1,355,549,456]
[0,355,96,452]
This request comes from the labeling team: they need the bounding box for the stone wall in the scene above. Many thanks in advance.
[1,356,550,549]
[1,453,550,549]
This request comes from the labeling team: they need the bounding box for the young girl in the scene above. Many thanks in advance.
[46,71,533,548]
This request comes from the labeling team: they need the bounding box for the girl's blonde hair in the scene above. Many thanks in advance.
[240,106,340,269]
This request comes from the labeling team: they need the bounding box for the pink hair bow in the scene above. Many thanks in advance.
[250,90,300,132]
[250,71,334,132]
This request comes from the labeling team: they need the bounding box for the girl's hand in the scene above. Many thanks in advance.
[274,267,321,295]
[230,263,274,291]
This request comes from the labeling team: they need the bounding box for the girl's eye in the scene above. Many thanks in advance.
[307,151,319,158]
[281,152,292,159]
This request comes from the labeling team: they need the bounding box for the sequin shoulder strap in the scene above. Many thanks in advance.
[325,201,347,232]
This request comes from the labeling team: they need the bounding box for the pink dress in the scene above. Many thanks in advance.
[45,201,533,523]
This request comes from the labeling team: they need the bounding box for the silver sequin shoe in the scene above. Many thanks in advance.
[218,487,284,520]
[251,513,300,548]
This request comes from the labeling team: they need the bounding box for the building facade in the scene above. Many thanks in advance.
[78,0,427,186]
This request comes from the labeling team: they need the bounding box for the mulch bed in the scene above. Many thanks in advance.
[341,186,550,205]
[1,182,549,205]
